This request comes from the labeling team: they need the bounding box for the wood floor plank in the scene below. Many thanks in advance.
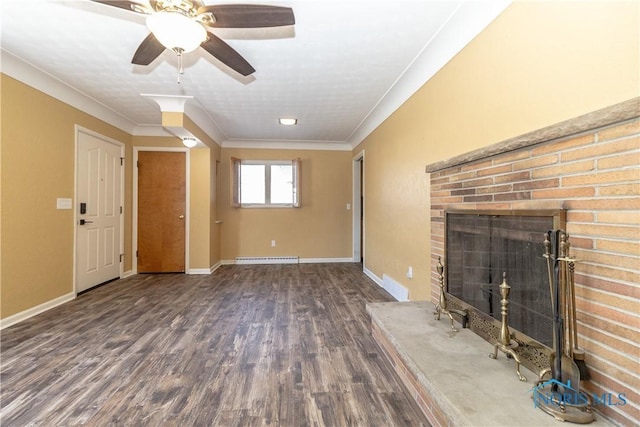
[1,263,429,426]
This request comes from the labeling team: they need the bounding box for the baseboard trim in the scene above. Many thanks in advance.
[222,257,355,265]
[0,292,76,330]
[363,267,383,287]
[188,268,213,275]
[236,256,299,265]
[187,261,225,274]
[122,270,135,279]
[187,260,225,275]
[210,261,223,273]
[299,257,353,264]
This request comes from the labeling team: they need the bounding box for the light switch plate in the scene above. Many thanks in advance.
[57,198,72,210]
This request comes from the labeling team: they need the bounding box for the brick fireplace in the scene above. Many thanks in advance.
[427,98,639,425]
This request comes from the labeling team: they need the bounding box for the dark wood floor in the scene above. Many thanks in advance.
[1,263,429,426]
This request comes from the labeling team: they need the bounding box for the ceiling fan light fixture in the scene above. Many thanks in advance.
[146,11,207,53]
[279,118,298,126]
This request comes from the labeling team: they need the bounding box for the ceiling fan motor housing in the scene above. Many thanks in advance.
[146,11,207,53]
[154,0,199,14]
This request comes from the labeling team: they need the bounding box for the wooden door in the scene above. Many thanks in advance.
[76,130,122,292]
[137,151,186,273]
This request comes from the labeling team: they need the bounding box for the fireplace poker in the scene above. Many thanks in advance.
[537,230,594,423]
[559,232,590,380]
[550,230,581,394]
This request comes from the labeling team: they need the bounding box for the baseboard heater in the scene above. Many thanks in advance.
[382,274,410,302]
[235,256,299,265]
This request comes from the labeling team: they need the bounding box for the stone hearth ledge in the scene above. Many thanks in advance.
[367,301,614,427]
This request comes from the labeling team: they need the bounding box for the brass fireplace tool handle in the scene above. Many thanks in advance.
[489,272,527,382]
[536,230,594,423]
[433,256,460,332]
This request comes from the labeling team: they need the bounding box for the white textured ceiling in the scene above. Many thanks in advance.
[1,0,509,149]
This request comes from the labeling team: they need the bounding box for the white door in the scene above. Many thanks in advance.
[76,129,122,292]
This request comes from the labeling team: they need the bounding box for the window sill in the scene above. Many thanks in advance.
[239,204,296,209]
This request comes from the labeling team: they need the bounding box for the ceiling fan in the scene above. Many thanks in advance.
[90,0,295,77]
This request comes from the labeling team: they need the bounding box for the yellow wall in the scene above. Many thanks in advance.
[218,148,352,260]
[0,72,3,314]
[354,1,640,300]
[182,115,223,269]
[189,147,211,270]
[1,75,132,317]
[211,154,222,267]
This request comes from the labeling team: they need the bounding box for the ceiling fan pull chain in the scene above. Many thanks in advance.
[177,50,184,84]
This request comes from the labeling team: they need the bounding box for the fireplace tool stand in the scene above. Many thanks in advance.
[433,257,467,332]
[489,272,527,382]
[534,230,594,424]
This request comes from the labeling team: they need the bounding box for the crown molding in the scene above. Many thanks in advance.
[222,139,352,151]
[1,49,137,134]
[140,93,193,112]
[184,102,226,146]
[131,125,174,137]
[1,50,227,146]
[347,1,511,148]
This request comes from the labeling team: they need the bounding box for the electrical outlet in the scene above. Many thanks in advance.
[271,240,276,247]
[407,266,413,279]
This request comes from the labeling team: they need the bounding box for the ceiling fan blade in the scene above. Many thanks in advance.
[131,33,165,65]
[201,34,255,76]
[90,0,148,13]
[197,5,295,28]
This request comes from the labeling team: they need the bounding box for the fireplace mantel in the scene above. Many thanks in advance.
[425,97,639,173]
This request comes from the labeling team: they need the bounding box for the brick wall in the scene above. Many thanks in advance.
[428,107,639,425]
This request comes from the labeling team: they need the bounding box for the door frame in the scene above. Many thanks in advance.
[74,125,125,294]
[352,150,364,265]
[133,147,190,274]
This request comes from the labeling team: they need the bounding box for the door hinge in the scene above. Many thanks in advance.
[120,254,124,262]
[120,157,124,166]
[120,206,123,214]
[137,160,140,168]
[136,250,139,257]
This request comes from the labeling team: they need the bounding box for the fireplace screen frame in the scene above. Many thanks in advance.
[443,208,566,373]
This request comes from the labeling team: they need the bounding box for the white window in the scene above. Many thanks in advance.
[231,158,301,207]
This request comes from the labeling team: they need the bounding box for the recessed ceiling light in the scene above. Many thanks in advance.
[279,118,298,126]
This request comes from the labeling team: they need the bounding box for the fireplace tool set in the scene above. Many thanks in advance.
[535,230,594,423]
[434,231,595,423]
